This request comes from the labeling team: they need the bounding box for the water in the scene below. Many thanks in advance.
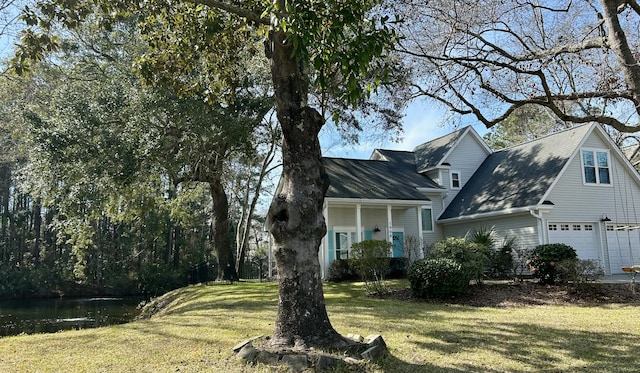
[0,297,144,337]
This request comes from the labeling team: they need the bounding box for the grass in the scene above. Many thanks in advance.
[1,280,639,372]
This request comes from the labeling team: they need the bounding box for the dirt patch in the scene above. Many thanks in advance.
[386,282,640,307]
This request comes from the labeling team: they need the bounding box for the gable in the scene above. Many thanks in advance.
[542,125,640,215]
[413,126,492,174]
[439,124,593,220]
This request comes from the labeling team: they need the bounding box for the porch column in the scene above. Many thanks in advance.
[386,205,393,243]
[321,203,329,278]
[356,204,362,243]
[416,206,423,240]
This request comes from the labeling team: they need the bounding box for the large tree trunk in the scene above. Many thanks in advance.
[266,30,345,349]
[210,178,237,281]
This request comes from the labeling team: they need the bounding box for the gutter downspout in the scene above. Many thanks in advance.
[530,209,545,245]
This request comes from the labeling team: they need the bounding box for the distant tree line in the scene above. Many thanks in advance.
[0,17,278,299]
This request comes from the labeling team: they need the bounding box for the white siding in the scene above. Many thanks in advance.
[442,133,491,206]
[442,213,540,249]
[545,131,640,224]
[424,192,446,246]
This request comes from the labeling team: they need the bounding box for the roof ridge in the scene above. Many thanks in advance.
[499,123,591,151]
[412,125,469,151]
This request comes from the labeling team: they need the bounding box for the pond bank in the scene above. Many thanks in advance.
[0,296,144,337]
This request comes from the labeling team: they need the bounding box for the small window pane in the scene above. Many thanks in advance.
[421,208,433,231]
[599,168,611,184]
[451,173,460,188]
[585,225,593,231]
[582,151,594,166]
[561,224,569,231]
[597,152,609,167]
[573,224,581,231]
[584,167,597,183]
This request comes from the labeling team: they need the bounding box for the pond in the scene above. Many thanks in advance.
[0,297,144,337]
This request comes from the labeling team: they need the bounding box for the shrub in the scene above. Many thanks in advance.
[488,237,516,278]
[351,240,392,294]
[556,258,605,285]
[512,246,533,280]
[528,243,577,284]
[407,258,471,298]
[433,237,489,283]
[468,226,515,279]
[326,259,359,282]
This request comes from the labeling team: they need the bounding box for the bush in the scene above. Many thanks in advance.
[528,243,577,284]
[326,259,359,282]
[556,258,605,285]
[433,237,489,283]
[468,226,515,279]
[351,240,392,294]
[488,237,516,278]
[407,258,471,298]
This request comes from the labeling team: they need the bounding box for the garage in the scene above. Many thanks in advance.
[547,222,601,262]
[605,224,640,274]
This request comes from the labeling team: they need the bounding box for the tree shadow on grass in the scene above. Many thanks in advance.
[405,321,640,372]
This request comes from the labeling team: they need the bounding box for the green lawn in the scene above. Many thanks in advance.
[1,281,639,372]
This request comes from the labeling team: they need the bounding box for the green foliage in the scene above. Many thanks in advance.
[326,259,359,282]
[407,237,488,299]
[407,258,470,299]
[139,263,187,297]
[350,239,392,294]
[272,0,400,107]
[483,105,574,150]
[528,243,578,284]
[433,237,489,284]
[488,237,516,278]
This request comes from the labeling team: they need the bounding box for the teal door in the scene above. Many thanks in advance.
[392,232,404,258]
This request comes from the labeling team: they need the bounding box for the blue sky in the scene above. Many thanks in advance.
[320,100,489,160]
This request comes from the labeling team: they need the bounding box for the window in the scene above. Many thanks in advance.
[451,171,461,189]
[421,208,433,231]
[561,224,569,231]
[335,231,357,259]
[585,224,593,231]
[573,224,581,231]
[581,149,611,185]
[548,224,557,231]
[606,225,614,231]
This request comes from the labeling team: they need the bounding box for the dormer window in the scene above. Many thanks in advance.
[581,149,611,185]
[451,171,461,189]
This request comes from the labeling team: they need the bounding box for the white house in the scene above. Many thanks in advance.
[320,123,640,276]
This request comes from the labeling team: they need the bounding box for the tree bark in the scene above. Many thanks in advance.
[266,30,345,349]
[210,177,237,281]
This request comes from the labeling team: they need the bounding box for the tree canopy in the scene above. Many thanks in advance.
[399,0,640,133]
[13,0,403,349]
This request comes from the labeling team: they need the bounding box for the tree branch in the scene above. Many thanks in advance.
[186,0,270,25]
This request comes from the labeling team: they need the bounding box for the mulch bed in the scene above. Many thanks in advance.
[385,281,640,307]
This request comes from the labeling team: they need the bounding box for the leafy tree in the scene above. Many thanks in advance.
[14,0,402,348]
[399,0,640,133]
[483,105,575,149]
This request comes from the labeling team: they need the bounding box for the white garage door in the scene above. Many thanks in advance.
[548,223,600,262]
[606,224,640,274]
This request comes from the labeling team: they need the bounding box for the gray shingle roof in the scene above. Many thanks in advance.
[413,127,467,172]
[323,155,442,200]
[439,124,592,220]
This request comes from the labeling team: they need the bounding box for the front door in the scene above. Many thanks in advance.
[392,231,404,258]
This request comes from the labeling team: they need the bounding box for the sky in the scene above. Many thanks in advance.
[320,99,489,160]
